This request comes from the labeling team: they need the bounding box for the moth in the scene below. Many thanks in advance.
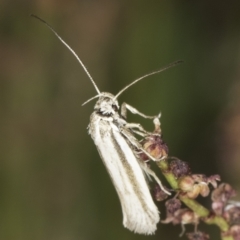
[31,14,181,234]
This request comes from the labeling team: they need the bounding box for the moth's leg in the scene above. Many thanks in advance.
[120,127,159,161]
[131,129,146,137]
[153,116,162,134]
[138,160,171,195]
[120,127,153,157]
[121,103,162,137]
[124,122,148,134]
[140,148,161,161]
[120,127,144,149]
[125,120,161,139]
[124,122,157,139]
[121,102,159,120]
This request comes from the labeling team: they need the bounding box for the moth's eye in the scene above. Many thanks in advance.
[112,104,118,111]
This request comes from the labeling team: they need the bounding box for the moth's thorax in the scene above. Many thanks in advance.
[94,92,120,116]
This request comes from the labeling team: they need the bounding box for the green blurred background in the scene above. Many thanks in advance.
[1,1,240,239]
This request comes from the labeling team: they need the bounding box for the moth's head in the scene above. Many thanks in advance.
[94,92,119,115]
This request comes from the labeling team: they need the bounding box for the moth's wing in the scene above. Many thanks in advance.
[89,116,159,234]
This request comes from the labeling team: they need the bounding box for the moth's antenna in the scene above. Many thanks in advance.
[82,94,100,106]
[114,60,183,100]
[30,14,101,95]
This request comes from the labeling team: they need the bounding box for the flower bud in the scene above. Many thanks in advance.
[186,184,201,199]
[179,176,195,192]
[199,183,210,197]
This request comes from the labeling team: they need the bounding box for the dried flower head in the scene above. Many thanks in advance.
[166,198,182,215]
[179,176,209,199]
[153,184,169,201]
[179,209,199,225]
[178,174,221,199]
[163,207,199,238]
[162,198,182,224]
[191,174,220,188]
[224,202,240,225]
[222,225,240,240]
[140,134,168,161]
[169,158,191,178]
[211,183,236,203]
[207,175,221,188]
[211,183,236,215]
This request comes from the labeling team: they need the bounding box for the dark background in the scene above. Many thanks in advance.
[1,1,240,239]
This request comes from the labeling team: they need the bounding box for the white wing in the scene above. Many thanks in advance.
[89,114,159,234]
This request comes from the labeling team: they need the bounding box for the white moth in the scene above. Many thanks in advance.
[31,15,181,234]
